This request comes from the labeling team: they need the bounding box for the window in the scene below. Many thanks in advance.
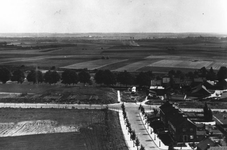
[190,128,193,132]
[190,135,194,139]
[182,128,186,132]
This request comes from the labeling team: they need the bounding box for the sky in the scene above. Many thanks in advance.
[0,0,226,33]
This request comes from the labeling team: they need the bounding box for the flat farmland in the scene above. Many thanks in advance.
[0,108,128,150]
[61,59,127,70]
[208,61,227,70]
[148,59,213,69]
[113,59,159,72]
[0,37,226,72]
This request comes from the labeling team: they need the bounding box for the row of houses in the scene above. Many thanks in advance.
[149,76,227,100]
[158,101,227,150]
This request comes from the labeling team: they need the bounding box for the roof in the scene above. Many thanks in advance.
[150,86,165,89]
[160,101,194,128]
[159,101,175,115]
[197,137,216,150]
[191,84,211,95]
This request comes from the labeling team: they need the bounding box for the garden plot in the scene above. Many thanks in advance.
[149,60,212,69]
[0,120,78,137]
[61,59,127,70]
[208,62,227,70]
[114,60,158,72]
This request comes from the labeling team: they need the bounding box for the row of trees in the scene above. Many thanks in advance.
[1,66,227,86]
[121,103,145,150]
[94,70,153,87]
[0,67,153,87]
[0,68,91,85]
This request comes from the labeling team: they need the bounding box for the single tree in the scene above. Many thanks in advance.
[78,70,91,85]
[121,103,125,111]
[130,131,136,143]
[140,145,145,150]
[136,71,153,87]
[94,70,104,84]
[203,103,213,122]
[199,67,208,77]
[11,69,25,83]
[206,67,216,80]
[168,70,176,77]
[217,66,227,81]
[27,70,43,84]
[117,71,135,86]
[0,67,11,84]
[135,138,140,150]
[102,70,116,85]
[61,69,78,85]
[44,70,60,84]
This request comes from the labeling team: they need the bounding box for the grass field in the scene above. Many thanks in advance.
[0,108,128,150]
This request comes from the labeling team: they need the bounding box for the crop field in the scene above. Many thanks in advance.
[61,59,127,70]
[113,59,159,72]
[148,59,213,69]
[0,37,226,72]
[208,61,227,70]
[0,108,128,150]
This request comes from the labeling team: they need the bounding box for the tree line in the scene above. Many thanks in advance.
[0,67,153,86]
[0,66,227,87]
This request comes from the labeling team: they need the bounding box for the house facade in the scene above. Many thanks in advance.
[160,101,197,143]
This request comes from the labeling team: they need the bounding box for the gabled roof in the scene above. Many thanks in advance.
[191,84,211,95]
[159,101,194,128]
[159,101,175,115]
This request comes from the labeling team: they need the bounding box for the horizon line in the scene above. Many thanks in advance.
[0,32,226,34]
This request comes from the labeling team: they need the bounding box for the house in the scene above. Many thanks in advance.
[149,86,166,96]
[203,80,217,90]
[159,101,197,143]
[171,78,193,88]
[189,84,211,98]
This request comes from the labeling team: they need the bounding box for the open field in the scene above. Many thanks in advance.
[0,37,226,72]
[0,108,128,150]
[113,59,159,72]
[61,59,127,70]
[148,59,213,69]
[0,84,118,104]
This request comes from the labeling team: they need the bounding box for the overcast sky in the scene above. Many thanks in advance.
[0,0,226,33]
